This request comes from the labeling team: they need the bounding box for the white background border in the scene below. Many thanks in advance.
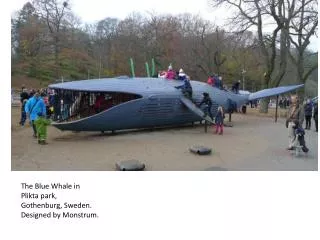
[2,1,319,240]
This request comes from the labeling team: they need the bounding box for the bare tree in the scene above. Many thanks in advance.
[95,17,119,76]
[12,1,316,98]
[32,0,71,77]
[211,0,294,112]
[12,2,49,78]
[286,0,318,91]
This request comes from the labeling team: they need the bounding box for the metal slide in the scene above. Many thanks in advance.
[180,96,215,124]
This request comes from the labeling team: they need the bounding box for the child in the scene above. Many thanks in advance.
[199,92,213,121]
[293,122,309,153]
[19,99,28,126]
[215,106,224,135]
[34,112,51,145]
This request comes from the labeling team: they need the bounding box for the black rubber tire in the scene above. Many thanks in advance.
[189,146,212,155]
[116,160,145,171]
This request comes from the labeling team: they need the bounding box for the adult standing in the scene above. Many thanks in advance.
[19,87,30,125]
[304,99,313,130]
[279,98,283,108]
[313,101,318,132]
[232,80,241,93]
[286,95,304,150]
[25,90,46,138]
[20,86,29,102]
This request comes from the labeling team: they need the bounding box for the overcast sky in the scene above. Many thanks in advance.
[10,0,223,23]
[9,0,318,51]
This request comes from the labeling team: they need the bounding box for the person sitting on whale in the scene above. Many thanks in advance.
[165,65,176,80]
[177,68,187,81]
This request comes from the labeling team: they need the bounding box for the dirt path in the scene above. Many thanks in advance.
[11,107,318,171]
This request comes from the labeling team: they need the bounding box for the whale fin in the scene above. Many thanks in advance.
[248,84,304,101]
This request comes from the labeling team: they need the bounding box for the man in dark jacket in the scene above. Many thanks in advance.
[304,99,313,129]
[198,92,213,120]
[313,102,318,132]
[19,87,30,126]
[20,87,30,103]
[232,80,241,93]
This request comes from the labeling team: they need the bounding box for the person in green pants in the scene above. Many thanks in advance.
[35,112,51,145]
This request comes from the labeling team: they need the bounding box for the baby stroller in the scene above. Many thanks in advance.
[293,125,309,155]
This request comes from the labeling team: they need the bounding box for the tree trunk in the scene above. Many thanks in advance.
[259,98,270,113]
[259,74,271,113]
[54,36,59,78]
[297,53,305,98]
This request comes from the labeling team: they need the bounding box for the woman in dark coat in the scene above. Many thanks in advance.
[304,99,313,129]
[313,102,318,132]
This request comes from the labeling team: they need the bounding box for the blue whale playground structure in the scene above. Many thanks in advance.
[49,77,304,132]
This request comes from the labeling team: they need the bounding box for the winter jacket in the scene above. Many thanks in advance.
[178,73,187,81]
[286,104,304,127]
[20,92,29,103]
[314,103,318,120]
[166,70,176,79]
[304,102,313,116]
[214,76,220,88]
[199,95,212,108]
[215,111,224,125]
[25,96,46,121]
[175,79,192,91]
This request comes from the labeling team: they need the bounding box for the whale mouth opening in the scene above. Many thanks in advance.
[48,89,142,123]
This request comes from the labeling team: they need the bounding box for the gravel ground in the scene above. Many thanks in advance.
[11,107,318,171]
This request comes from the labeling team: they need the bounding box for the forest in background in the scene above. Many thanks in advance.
[11,0,318,97]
